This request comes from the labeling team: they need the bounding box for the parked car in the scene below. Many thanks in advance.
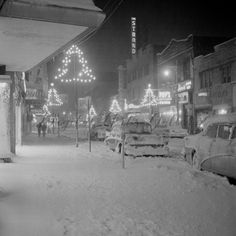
[182,113,236,180]
[104,117,169,157]
[152,115,188,139]
[91,124,110,141]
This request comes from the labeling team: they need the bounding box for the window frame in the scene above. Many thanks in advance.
[217,123,233,140]
[204,123,218,139]
[229,125,236,140]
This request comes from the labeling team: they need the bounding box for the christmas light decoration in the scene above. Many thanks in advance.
[54,44,96,83]
[109,99,121,114]
[141,84,158,106]
[47,83,63,106]
[89,105,97,118]
[86,105,97,121]
[124,99,141,110]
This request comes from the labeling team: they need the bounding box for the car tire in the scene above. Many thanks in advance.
[227,177,236,186]
[192,152,200,170]
[118,143,122,153]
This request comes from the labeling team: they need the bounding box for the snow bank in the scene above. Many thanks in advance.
[0,137,235,236]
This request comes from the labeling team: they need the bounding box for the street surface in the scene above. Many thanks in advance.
[0,134,235,236]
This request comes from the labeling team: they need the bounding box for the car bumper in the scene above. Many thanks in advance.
[125,145,169,157]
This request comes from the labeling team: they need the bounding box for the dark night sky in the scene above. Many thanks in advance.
[64,0,235,112]
[80,0,236,76]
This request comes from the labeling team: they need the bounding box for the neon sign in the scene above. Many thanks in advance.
[177,80,192,92]
[157,91,172,105]
[131,17,136,55]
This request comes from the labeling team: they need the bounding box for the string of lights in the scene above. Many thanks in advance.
[141,84,158,106]
[47,83,63,106]
[109,99,122,113]
[54,44,96,83]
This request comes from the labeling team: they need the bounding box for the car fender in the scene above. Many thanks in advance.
[201,154,236,179]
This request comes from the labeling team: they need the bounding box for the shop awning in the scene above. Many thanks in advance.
[0,0,105,72]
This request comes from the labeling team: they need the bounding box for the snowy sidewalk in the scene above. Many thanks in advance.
[0,135,235,236]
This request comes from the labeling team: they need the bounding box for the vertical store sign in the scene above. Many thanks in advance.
[131,17,136,55]
[0,77,11,158]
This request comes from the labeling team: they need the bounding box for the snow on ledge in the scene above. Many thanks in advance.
[14,0,102,12]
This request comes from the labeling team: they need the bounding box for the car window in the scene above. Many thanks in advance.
[217,124,232,140]
[231,126,236,140]
[205,124,218,138]
[123,122,151,134]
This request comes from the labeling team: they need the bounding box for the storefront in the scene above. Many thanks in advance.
[24,88,45,134]
[176,80,193,132]
[157,90,176,125]
[194,90,212,128]
[210,83,233,115]
[0,75,12,159]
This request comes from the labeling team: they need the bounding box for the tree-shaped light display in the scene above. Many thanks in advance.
[86,104,97,121]
[141,84,158,106]
[89,105,97,118]
[109,99,121,114]
[47,83,63,106]
[54,44,96,83]
[54,44,96,148]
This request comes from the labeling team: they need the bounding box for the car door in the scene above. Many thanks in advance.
[229,125,236,155]
[197,123,218,159]
[210,123,232,157]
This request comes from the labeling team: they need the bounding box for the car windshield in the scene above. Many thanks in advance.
[123,122,152,134]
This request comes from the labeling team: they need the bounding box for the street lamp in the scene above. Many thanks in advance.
[163,66,180,125]
[54,44,96,147]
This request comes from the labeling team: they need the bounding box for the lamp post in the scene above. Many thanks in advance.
[54,44,96,148]
[163,65,179,125]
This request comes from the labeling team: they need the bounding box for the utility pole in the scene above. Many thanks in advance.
[88,97,91,152]
[74,55,79,147]
[175,60,180,125]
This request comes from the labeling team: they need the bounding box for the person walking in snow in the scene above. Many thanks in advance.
[42,122,47,137]
[36,122,42,137]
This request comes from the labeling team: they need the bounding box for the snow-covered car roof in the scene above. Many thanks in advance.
[112,117,151,127]
[202,113,236,129]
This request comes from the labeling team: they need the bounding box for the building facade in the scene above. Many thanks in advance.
[23,64,49,135]
[194,37,236,127]
[157,34,229,133]
[118,44,164,116]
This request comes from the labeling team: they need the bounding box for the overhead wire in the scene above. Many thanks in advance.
[77,0,125,46]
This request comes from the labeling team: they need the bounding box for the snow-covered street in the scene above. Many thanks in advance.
[0,135,236,236]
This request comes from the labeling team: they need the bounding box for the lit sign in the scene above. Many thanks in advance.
[177,80,192,92]
[218,109,227,115]
[131,17,136,55]
[198,92,208,97]
[158,91,171,100]
[178,91,189,104]
[26,88,43,100]
[157,91,172,105]
[157,100,171,105]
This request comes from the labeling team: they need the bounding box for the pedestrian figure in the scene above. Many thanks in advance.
[36,122,42,137]
[42,122,47,137]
